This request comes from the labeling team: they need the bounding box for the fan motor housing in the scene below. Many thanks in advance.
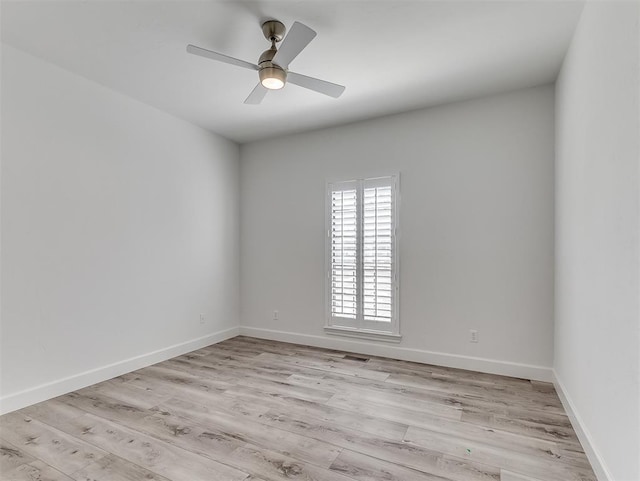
[258,47,277,64]
[258,46,287,88]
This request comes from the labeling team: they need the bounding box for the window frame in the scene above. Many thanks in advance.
[324,174,401,342]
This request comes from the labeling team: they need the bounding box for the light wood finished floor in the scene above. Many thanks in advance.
[1,336,596,481]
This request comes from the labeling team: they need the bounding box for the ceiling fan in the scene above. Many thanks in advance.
[187,20,345,104]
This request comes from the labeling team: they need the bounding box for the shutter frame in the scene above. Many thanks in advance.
[325,175,399,336]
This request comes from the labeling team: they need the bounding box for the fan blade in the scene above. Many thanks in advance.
[187,44,258,71]
[272,21,316,69]
[244,83,269,104]
[287,71,345,98]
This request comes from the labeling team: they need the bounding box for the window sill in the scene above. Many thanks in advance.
[324,326,402,343]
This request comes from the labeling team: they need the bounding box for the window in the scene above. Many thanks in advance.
[325,176,400,340]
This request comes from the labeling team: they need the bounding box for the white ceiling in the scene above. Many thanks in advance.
[1,1,584,143]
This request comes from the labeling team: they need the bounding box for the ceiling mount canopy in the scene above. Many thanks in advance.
[187,19,346,105]
[262,19,286,43]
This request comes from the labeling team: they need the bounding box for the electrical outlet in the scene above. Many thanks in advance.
[470,329,479,343]
[199,313,205,325]
[273,310,279,321]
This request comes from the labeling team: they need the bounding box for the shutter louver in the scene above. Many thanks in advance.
[363,185,393,322]
[330,189,358,319]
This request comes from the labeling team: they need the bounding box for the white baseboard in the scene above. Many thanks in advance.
[552,370,612,481]
[0,326,240,415]
[239,326,553,382]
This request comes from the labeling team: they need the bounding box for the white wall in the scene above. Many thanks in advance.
[0,45,241,413]
[554,2,640,480]
[240,85,555,380]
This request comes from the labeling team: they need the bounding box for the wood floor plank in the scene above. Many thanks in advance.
[70,453,172,481]
[20,398,88,428]
[202,351,330,380]
[203,342,270,359]
[326,394,567,459]
[362,356,510,383]
[221,384,410,441]
[118,366,231,403]
[0,336,596,481]
[330,449,454,481]
[254,352,390,381]
[122,409,244,460]
[287,368,554,421]
[233,376,335,404]
[460,410,581,446]
[224,337,308,357]
[327,392,463,428]
[385,373,565,412]
[0,413,106,475]
[298,376,464,420]
[157,397,343,469]
[56,412,250,481]
[168,355,295,384]
[226,444,354,481]
[3,459,75,481]
[1,438,37,473]
[57,391,150,427]
[256,408,502,481]
[153,383,273,419]
[529,381,556,394]
[25,395,247,479]
[136,363,235,392]
[404,425,596,481]
[80,378,173,409]
[499,471,546,481]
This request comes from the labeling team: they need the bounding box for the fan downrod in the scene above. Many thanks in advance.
[261,20,286,43]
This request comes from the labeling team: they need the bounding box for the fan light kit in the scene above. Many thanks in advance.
[187,19,345,104]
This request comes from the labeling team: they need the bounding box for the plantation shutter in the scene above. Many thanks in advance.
[327,176,398,335]
[330,184,358,319]
[363,181,394,323]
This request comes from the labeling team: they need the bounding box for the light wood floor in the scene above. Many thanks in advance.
[1,336,596,481]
